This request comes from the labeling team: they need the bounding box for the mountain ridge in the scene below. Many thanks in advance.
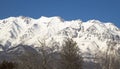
[0,16,120,56]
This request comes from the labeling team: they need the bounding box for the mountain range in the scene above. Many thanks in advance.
[0,16,120,58]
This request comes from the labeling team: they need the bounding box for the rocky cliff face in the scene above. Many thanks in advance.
[0,16,120,57]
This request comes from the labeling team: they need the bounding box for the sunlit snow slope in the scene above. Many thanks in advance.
[0,16,120,55]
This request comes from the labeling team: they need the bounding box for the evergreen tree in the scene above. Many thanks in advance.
[60,38,83,69]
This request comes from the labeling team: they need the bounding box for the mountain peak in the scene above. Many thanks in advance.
[105,23,119,31]
[39,16,64,23]
[87,19,101,24]
[18,16,32,19]
[0,16,120,54]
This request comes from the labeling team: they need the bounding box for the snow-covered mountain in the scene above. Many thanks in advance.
[0,16,120,56]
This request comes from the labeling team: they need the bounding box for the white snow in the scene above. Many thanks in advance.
[0,16,120,56]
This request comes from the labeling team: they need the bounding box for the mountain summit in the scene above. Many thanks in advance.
[0,16,120,55]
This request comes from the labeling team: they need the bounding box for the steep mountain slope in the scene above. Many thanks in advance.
[0,16,120,57]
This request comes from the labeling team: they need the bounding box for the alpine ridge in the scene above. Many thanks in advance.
[0,16,120,57]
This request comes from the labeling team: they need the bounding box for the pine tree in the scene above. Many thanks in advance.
[60,38,83,69]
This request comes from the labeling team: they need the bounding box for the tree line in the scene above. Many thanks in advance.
[0,38,120,69]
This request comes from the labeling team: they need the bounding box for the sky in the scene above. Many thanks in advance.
[0,0,120,27]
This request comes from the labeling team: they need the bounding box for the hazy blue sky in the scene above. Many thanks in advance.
[0,0,120,27]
